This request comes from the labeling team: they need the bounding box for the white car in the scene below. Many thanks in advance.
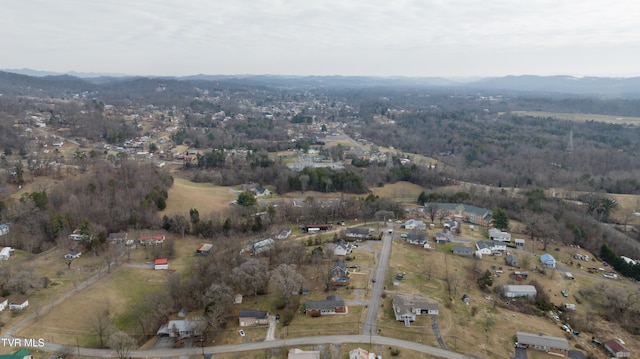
[239,329,245,337]
[400,234,407,239]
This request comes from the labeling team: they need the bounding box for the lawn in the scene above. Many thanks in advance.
[17,266,167,347]
[161,178,237,217]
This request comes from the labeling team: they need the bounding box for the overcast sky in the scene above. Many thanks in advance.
[3,0,640,78]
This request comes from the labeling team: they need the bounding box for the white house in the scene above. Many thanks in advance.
[157,319,206,338]
[488,228,511,242]
[540,253,557,268]
[503,285,537,298]
[9,297,29,311]
[0,247,13,260]
[392,296,439,325]
[0,224,9,236]
[332,240,353,256]
[475,240,507,255]
[0,297,8,311]
[404,219,426,230]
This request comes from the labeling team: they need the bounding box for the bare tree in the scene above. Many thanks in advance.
[108,331,136,359]
[91,308,113,348]
[203,283,233,336]
[232,258,269,297]
[271,263,305,306]
[426,203,439,223]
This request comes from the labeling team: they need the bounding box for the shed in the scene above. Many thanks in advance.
[453,246,473,257]
[0,224,9,236]
[154,258,168,270]
[514,238,525,248]
[505,253,519,267]
[604,339,632,358]
[0,247,12,261]
[564,272,574,280]
[196,243,212,255]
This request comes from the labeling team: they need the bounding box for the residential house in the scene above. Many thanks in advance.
[505,254,519,267]
[434,232,447,244]
[604,339,632,358]
[107,232,128,243]
[156,319,206,338]
[246,238,275,255]
[275,228,292,240]
[345,228,371,239]
[434,203,493,227]
[406,232,429,246]
[475,240,507,255]
[404,219,426,230]
[0,297,7,311]
[488,228,511,242]
[443,220,458,232]
[540,253,557,268]
[9,297,29,311]
[514,238,525,249]
[288,348,320,359]
[330,260,349,285]
[503,285,537,298]
[349,348,378,359]
[154,258,168,270]
[516,332,569,357]
[0,247,12,260]
[332,239,353,256]
[453,246,474,257]
[392,296,439,325]
[305,295,346,317]
[238,309,269,327]
[0,224,9,236]
[0,349,32,359]
[195,243,213,255]
[139,234,165,246]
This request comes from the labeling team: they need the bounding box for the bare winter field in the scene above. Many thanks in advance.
[161,178,237,216]
[512,111,640,125]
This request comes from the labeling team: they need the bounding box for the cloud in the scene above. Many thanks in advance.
[2,0,639,76]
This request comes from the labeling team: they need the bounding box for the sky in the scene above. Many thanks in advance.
[2,0,640,78]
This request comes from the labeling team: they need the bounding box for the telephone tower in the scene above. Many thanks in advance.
[567,130,574,153]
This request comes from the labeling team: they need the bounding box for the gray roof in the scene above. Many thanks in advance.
[517,332,569,350]
[238,309,269,320]
[305,295,344,310]
[346,227,370,235]
[453,246,473,253]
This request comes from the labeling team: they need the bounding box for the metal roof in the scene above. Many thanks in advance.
[517,332,569,350]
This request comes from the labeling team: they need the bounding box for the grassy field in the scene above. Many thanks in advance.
[17,266,167,347]
[512,111,640,125]
[161,178,237,216]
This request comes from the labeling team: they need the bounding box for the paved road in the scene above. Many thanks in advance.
[361,224,393,336]
[16,334,469,359]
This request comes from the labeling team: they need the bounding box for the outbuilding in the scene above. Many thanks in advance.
[540,253,556,268]
[503,285,537,298]
[154,258,168,270]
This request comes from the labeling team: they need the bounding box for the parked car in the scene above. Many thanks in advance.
[561,290,568,297]
[239,329,245,337]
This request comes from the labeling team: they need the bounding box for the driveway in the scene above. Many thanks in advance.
[431,316,447,350]
[511,347,527,359]
[265,315,276,341]
[568,349,586,359]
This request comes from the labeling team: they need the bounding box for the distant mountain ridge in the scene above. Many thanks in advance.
[2,69,640,97]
